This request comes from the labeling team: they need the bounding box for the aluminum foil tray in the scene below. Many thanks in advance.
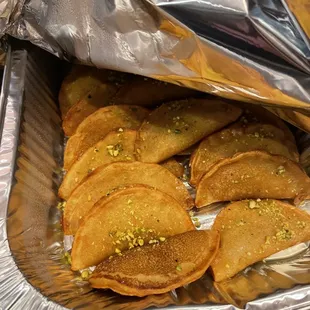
[1,42,310,310]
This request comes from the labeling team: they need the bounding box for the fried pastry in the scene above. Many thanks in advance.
[59,66,118,119]
[160,157,184,178]
[64,105,149,170]
[195,151,310,207]
[62,82,119,136]
[136,98,242,163]
[111,76,200,107]
[71,185,194,270]
[190,123,299,186]
[236,103,296,144]
[211,199,310,281]
[90,230,220,296]
[63,161,193,235]
[59,129,136,200]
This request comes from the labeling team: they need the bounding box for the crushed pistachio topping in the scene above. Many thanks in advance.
[64,252,72,265]
[87,168,95,174]
[57,201,66,211]
[265,236,271,245]
[172,116,181,123]
[55,167,65,175]
[276,166,286,175]
[236,219,245,226]
[297,221,306,229]
[169,102,182,111]
[176,265,182,271]
[81,270,91,280]
[248,132,261,139]
[182,173,188,181]
[192,217,201,228]
[109,227,161,251]
[149,239,159,244]
[275,226,293,241]
[189,211,195,217]
[174,129,181,134]
[246,199,291,230]
[248,200,259,209]
[107,143,123,157]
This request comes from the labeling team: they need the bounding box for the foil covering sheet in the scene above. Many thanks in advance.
[0,1,310,132]
[1,43,310,309]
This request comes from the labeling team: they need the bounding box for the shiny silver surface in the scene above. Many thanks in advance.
[0,1,310,120]
[0,45,64,310]
[0,43,310,309]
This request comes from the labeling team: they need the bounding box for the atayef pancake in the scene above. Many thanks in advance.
[71,185,194,270]
[90,230,220,296]
[211,199,310,281]
[63,161,194,235]
[63,74,197,136]
[59,129,136,200]
[135,98,242,163]
[111,76,200,107]
[236,103,296,145]
[196,151,310,208]
[190,123,299,186]
[59,65,114,119]
[160,157,184,178]
[64,105,149,170]
[62,81,119,136]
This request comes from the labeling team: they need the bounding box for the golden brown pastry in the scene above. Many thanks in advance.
[136,98,242,163]
[59,65,117,119]
[59,129,136,200]
[190,123,299,186]
[71,185,194,270]
[64,105,149,170]
[111,76,200,107]
[62,82,119,136]
[90,230,219,296]
[196,151,310,208]
[63,161,194,235]
[236,103,297,145]
[160,157,184,178]
[211,199,310,281]
[60,68,200,136]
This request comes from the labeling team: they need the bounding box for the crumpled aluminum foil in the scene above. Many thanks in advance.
[1,0,310,131]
